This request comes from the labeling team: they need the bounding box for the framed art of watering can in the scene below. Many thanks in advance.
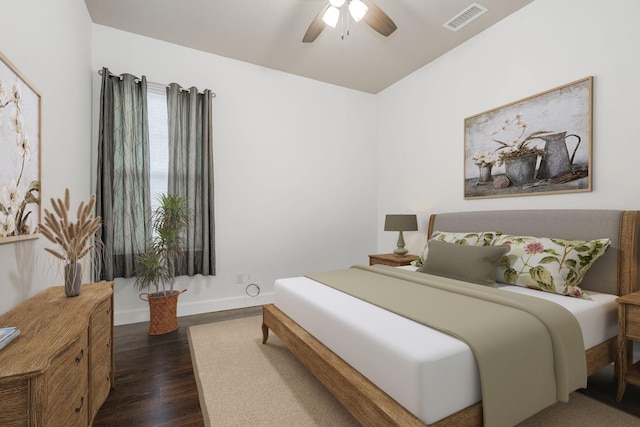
[463,76,592,199]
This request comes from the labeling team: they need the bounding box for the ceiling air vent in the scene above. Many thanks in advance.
[443,3,488,31]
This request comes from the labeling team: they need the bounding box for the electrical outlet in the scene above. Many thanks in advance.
[246,282,261,297]
[235,273,244,285]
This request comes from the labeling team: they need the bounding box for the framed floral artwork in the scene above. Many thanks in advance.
[0,51,41,243]
[464,77,592,199]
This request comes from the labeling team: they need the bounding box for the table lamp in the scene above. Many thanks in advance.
[384,214,418,257]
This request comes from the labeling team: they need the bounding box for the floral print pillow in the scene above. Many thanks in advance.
[492,234,611,299]
[415,231,502,267]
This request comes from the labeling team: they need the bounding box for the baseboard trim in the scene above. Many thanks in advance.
[114,292,275,326]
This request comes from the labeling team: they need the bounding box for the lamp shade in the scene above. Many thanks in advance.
[348,0,368,22]
[322,5,340,27]
[384,214,418,232]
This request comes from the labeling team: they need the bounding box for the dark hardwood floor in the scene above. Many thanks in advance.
[93,305,262,427]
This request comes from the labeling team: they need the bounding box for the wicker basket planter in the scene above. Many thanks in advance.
[140,289,186,335]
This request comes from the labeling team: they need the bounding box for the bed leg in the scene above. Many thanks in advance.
[262,323,269,344]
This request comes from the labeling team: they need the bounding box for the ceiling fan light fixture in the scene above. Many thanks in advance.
[303,0,395,43]
[348,0,368,22]
[322,5,340,28]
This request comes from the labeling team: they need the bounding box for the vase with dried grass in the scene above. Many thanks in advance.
[39,188,101,297]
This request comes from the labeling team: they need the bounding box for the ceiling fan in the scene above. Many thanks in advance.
[303,0,397,43]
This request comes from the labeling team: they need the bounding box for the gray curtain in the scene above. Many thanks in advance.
[96,67,151,280]
[166,83,216,276]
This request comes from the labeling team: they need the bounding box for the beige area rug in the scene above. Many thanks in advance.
[188,315,640,427]
[188,315,359,427]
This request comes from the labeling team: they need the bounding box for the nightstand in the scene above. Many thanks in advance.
[368,253,418,267]
[616,291,640,401]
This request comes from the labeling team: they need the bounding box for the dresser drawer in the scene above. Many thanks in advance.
[46,330,88,427]
[91,298,112,337]
[90,337,112,419]
[91,363,112,417]
[89,296,113,420]
[0,377,29,426]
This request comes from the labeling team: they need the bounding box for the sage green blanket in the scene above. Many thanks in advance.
[307,265,587,427]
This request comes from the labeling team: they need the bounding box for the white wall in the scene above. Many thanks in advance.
[91,26,378,324]
[376,0,640,256]
[0,0,93,315]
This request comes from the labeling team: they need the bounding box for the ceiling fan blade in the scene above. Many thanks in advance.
[303,3,330,43]
[362,0,397,37]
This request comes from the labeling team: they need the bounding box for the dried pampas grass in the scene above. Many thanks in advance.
[40,188,101,263]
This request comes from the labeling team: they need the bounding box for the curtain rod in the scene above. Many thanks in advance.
[97,68,216,98]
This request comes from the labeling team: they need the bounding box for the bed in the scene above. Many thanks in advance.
[261,210,640,426]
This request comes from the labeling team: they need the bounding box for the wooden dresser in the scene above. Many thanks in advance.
[0,282,114,426]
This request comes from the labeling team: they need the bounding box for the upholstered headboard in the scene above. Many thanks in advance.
[428,210,640,296]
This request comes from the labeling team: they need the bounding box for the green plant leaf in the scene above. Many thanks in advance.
[543,248,561,256]
[566,269,579,284]
[529,265,554,291]
[498,256,511,269]
[504,267,518,284]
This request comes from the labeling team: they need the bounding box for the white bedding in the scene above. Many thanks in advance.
[273,270,618,425]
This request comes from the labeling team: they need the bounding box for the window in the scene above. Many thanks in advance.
[96,70,216,280]
[147,85,169,214]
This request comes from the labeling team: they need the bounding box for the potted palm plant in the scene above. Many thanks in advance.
[136,194,191,335]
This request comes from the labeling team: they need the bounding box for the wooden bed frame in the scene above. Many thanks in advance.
[262,210,640,427]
